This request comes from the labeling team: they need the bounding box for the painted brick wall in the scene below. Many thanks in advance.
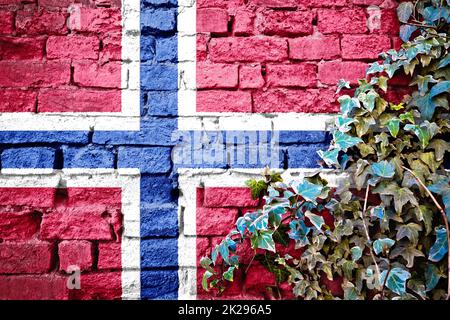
[0,0,415,300]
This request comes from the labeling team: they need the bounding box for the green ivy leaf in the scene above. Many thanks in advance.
[334,131,363,151]
[390,244,425,268]
[252,230,276,253]
[425,264,441,291]
[386,118,401,137]
[396,223,422,244]
[317,148,340,167]
[371,160,396,178]
[293,180,323,203]
[338,95,360,116]
[305,211,325,231]
[404,121,439,149]
[427,139,450,162]
[350,246,363,261]
[373,238,395,255]
[245,179,267,199]
[202,270,214,291]
[380,268,411,296]
[397,2,414,22]
[437,53,450,69]
[428,227,449,262]
[428,176,450,219]
[223,266,235,282]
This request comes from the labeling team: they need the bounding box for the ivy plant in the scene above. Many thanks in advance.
[200,0,450,300]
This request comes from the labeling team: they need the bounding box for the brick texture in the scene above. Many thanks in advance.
[196,0,399,113]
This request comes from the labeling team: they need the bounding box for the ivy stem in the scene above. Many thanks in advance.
[402,165,450,300]
[361,183,381,281]
[245,251,257,275]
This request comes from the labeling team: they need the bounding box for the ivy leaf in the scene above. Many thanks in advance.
[334,131,363,151]
[404,121,439,149]
[374,183,419,213]
[289,220,311,247]
[425,264,441,291]
[428,176,450,219]
[400,25,417,42]
[437,53,450,69]
[427,139,450,162]
[397,2,414,22]
[371,160,396,178]
[317,148,340,167]
[335,116,355,133]
[366,62,384,75]
[223,266,235,282]
[293,180,323,204]
[371,206,385,220]
[390,244,425,268]
[373,238,395,255]
[428,227,449,262]
[305,211,325,231]
[202,270,214,291]
[336,79,351,93]
[399,111,415,124]
[413,205,433,235]
[245,179,267,199]
[358,90,378,112]
[380,268,411,296]
[386,118,400,138]
[396,223,422,244]
[338,95,360,116]
[351,246,363,261]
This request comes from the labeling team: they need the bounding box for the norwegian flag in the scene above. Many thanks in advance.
[0,0,404,300]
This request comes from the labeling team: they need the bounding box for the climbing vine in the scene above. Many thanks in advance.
[200,0,450,300]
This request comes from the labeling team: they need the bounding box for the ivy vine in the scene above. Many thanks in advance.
[201,0,450,300]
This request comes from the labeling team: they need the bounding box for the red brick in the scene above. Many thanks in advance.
[0,188,56,208]
[197,207,239,236]
[209,36,288,63]
[58,240,94,272]
[318,9,367,34]
[0,90,36,112]
[16,9,68,35]
[197,90,252,112]
[38,89,121,112]
[0,11,14,34]
[382,87,411,104]
[40,208,114,240]
[73,61,121,88]
[0,241,54,274]
[299,0,347,6]
[0,37,45,60]
[0,211,40,240]
[97,242,121,270]
[253,88,339,113]
[204,187,259,207]
[0,61,70,87]
[47,36,100,60]
[196,237,210,267]
[197,34,209,61]
[249,0,298,8]
[58,187,122,208]
[353,0,383,5]
[320,273,344,297]
[69,272,121,300]
[289,35,340,60]
[392,37,403,50]
[101,33,121,61]
[38,0,78,6]
[239,64,264,89]
[266,64,317,88]
[375,9,400,35]
[244,262,276,295]
[0,275,69,300]
[234,8,255,35]
[197,8,229,34]
[197,0,244,9]
[69,7,121,33]
[256,10,313,36]
[318,61,367,85]
[197,63,239,89]
[341,35,391,59]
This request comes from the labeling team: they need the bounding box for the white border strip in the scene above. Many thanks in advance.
[0,0,140,131]
[177,167,345,300]
[0,168,141,300]
[177,1,336,131]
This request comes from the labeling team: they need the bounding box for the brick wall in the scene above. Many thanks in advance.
[196,0,400,113]
[0,0,411,300]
